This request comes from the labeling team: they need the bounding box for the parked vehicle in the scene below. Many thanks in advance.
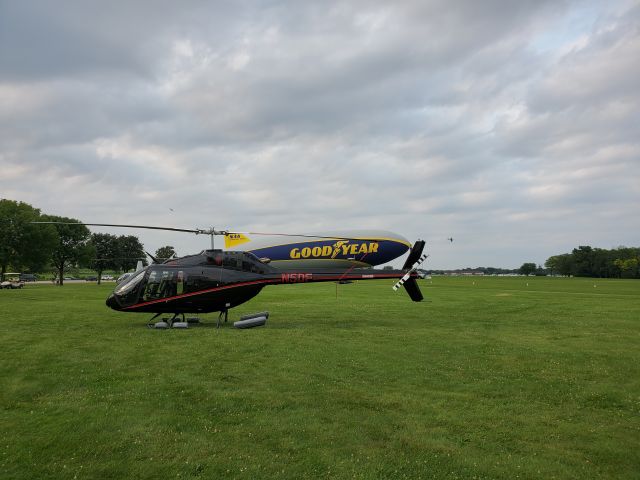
[19,273,37,282]
[1,274,24,289]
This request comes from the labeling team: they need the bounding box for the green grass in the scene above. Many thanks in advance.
[1,277,639,479]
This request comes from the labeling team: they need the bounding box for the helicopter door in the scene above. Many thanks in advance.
[143,270,178,301]
[177,271,184,295]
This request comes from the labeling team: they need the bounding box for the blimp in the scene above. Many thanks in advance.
[224,230,412,270]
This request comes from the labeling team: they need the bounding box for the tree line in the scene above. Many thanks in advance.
[4,199,637,282]
[427,267,520,275]
[545,246,640,278]
[0,199,177,284]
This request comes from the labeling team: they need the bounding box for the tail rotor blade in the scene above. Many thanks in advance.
[393,241,428,301]
[402,240,426,270]
[403,278,424,302]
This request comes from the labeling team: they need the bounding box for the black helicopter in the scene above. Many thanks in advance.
[108,241,425,319]
[34,222,427,323]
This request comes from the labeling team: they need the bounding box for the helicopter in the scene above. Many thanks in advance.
[33,222,428,324]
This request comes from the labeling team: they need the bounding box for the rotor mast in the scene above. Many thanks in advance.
[195,227,228,250]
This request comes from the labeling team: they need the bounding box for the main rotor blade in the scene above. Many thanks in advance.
[32,222,405,243]
[31,222,201,234]
[226,231,382,242]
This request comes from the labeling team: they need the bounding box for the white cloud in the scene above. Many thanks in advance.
[0,0,638,268]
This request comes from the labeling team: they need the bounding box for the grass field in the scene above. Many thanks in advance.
[1,277,639,479]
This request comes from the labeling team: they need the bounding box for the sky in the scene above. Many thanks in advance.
[1,0,638,269]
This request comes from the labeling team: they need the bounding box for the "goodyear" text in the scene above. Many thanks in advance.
[290,241,379,259]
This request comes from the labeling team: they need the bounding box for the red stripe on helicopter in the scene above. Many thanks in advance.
[123,272,412,310]
[123,278,275,310]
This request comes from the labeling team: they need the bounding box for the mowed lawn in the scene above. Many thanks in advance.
[1,277,639,479]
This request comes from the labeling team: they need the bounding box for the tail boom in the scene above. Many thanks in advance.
[273,268,423,302]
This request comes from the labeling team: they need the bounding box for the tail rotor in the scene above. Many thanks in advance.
[393,240,428,302]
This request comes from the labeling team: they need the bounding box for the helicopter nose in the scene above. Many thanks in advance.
[106,293,121,310]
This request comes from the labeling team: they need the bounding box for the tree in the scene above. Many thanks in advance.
[43,215,92,286]
[534,264,547,276]
[545,254,572,276]
[572,246,594,277]
[519,262,537,276]
[614,258,640,279]
[545,246,640,279]
[116,235,146,272]
[90,233,120,285]
[611,247,640,278]
[0,199,57,280]
[155,245,176,261]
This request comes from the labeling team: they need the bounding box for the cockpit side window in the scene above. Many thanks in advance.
[206,252,223,266]
[223,253,242,271]
[202,251,267,274]
[242,253,267,274]
[143,270,178,300]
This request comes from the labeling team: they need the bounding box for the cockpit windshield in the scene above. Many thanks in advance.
[114,270,145,295]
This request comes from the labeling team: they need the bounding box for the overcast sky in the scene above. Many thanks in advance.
[1,0,638,269]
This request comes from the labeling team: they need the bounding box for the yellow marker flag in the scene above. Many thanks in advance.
[224,233,251,248]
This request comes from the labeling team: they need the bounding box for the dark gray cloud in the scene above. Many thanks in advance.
[1,0,638,268]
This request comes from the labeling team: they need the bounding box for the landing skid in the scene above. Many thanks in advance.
[217,309,228,329]
[147,312,186,329]
[147,306,229,329]
[216,302,232,329]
